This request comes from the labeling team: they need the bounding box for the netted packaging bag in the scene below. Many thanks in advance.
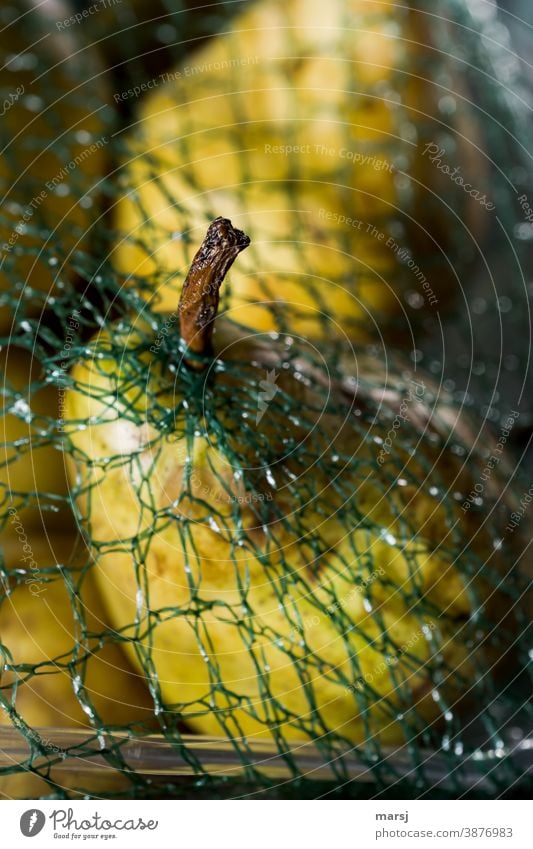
[63,218,531,796]
[0,0,531,800]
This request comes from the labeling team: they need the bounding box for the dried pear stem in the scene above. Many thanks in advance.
[178,217,250,369]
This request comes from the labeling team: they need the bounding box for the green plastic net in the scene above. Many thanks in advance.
[0,0,531,800]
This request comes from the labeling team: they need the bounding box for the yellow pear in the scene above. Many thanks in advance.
[65,219,509,748]
[113,0,487,339]
[0,531,154,798]
[0,0,111,333]
[0,347,73,533]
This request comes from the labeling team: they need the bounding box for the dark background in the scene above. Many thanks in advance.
[498,0,533,81]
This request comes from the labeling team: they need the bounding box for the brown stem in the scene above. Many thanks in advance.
[178,217,250,369]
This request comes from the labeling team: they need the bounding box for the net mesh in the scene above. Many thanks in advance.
[0,0,531,800]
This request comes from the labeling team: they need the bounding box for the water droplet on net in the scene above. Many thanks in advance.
[207,516,221,534]
[23,95,43,112]
[6,51,37,71]
[472,298,487,314]
[504,355,518,371]
[497,296,512,313]
[389,220,405,240]
[12,398,31,421]
[75,130,92,145]
[438,95,456,115]
[515,222,533,241]
[393,152,410,170]
[157,24,177,44]
[469,0,497,20]
[405,290,424,309]
[509,727,524,741]
[422,624,434,640]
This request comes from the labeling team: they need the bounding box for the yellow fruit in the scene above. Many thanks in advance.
[0,0,110,333]
[0,532,153,799]
[0,347,73,533]
[64,220,505,747]
[113,0,487,339]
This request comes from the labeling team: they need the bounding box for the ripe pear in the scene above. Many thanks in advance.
[0,0,111,333]
[113,0,487,339]
[65,219,509,747]
[0,532,153,798]
[0,347,73,533]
